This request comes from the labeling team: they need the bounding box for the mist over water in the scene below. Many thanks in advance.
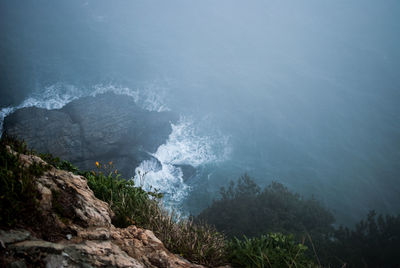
[1,0,399,225]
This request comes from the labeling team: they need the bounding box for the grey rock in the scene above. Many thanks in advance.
[0,229,31,245]
[3,107,82,162]
[44,254,69,268]
[3,93,178,177]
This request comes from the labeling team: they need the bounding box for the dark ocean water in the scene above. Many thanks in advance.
[1,0,399,225]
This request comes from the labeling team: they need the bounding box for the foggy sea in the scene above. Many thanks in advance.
[1,0,399,226]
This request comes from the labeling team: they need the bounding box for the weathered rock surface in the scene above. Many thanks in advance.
[0,149,204,268]
[3,93,177,177]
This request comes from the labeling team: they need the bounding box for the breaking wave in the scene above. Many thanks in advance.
[134,117,230,207]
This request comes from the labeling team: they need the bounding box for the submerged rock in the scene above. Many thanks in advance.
[3,93,178,177]
[0,149,203,268]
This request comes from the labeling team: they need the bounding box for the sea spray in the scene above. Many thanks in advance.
[0,83,83,134]
[134,117,230,208]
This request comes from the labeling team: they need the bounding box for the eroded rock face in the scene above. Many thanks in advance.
[0,150,203,268]
[3,93,177,177]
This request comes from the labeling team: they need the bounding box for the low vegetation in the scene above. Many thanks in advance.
[196,174,400,267]
[84,163,319,267]
[2,136,399,267]
[39,153,79,174]
[228,234,316,268]
[325,211,400,267]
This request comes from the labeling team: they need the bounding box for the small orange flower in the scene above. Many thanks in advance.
[109,161,113,165]
[95,161,100,167]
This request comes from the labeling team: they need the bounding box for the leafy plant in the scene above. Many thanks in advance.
[227,233,315,268]
[39,153,79,174]
[84,162,153,227]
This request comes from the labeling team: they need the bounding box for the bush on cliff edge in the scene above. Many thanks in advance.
[0,136,47,228]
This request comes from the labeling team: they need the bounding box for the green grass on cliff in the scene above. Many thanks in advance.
[228,234,316,268]
[85,162,227,266]
[0,136,47,227]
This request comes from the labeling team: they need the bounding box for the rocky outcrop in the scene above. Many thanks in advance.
[3,93,178,177]
[0,149,204,268]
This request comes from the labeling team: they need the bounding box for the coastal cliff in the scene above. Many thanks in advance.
[0,145,205,267]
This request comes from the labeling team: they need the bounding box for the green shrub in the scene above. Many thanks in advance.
[228,233,315,268]
[322,211,400,267]
[84,163,157,227]
[196,175,333,266]
[196,174,334,239]
[0,136,47,227]
[39,153,79,174]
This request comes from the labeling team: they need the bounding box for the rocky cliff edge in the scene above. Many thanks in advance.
[0,147,204,268]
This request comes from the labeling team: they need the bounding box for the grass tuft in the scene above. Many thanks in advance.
[228,233,316,268]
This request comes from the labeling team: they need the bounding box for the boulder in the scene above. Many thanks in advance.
[3,93,178,177]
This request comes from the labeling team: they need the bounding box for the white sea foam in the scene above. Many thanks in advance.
[0,82,170,134]
[135,158,189,205]
[0,82,229,209]
[0,107,16,134]
[155,119,219,167]
[134,117,230,207]
[0,83,83,133]
[91,84,140,102]
[91,83,170,112]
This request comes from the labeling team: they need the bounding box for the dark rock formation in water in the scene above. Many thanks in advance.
[3,93,178,177]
